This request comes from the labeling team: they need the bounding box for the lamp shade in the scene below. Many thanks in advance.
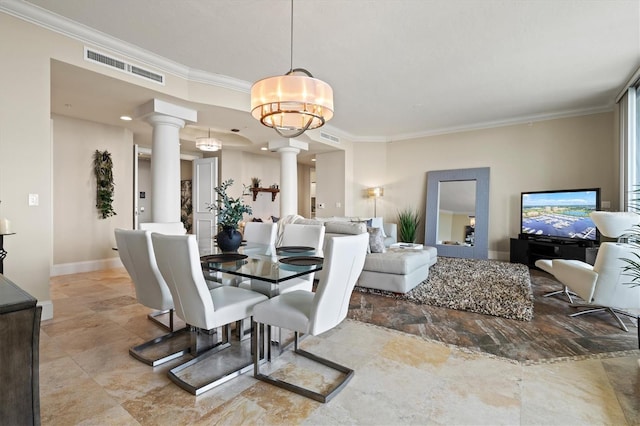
[251,73,334,134]
[367,187,384,198]
[195,137,222,152]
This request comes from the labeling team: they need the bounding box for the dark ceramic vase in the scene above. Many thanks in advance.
[216,226,242,252]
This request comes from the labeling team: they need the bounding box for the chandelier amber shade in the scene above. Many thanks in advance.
[251,71,334,138]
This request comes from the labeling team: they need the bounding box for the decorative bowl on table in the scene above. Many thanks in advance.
[275,246,316,256]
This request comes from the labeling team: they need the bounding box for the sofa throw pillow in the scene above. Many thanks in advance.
[326,221,367,235]
[370,217,387,238]
[367,226,386,253]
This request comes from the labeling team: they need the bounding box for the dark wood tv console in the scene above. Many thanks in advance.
[510,237,599,268]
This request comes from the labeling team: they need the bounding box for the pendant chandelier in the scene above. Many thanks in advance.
[195,128,222,152]
[250,0,334,138]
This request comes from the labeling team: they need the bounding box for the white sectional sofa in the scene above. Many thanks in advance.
[293,216,437,293]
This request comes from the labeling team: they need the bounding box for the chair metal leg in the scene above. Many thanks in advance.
[253,325,355,403]
[269,326,308,357]
[147,309,175,331]
[169,322,257,395]
[570,304,631,332]
[236,318,252,341]
[129,326,191,366]
[130,309,190,366]
[543,286,576,303]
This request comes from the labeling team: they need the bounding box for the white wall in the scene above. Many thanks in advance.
[52,115,134,265]
[316,150,346,217]
[352,143,388,218]
[350,112,617,259]
[0,16,56,305]
[297,163,312,218]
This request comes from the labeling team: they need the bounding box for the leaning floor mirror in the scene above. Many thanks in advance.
[425,167,490,259]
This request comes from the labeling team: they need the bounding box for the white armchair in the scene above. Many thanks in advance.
[548,211,640,331]
[552,242,640,331]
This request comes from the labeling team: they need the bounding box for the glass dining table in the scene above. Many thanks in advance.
[200,242,323,298]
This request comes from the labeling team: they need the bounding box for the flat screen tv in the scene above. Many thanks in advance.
[520,188,601,243]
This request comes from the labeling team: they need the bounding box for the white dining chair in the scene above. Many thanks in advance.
[139,222,187,235]
[151,233,268,395]
[252,233,369,403]
[243,222,277,246]
[277,223,325,293]
[238,223,324,295]
[114,229,190,366]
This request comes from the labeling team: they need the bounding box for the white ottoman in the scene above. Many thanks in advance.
[357,247,436,294]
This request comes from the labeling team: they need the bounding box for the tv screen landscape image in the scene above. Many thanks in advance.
[521,188,600,242]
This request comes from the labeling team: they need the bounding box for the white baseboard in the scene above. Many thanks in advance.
[51,257,123,276]
[38,300,54,321]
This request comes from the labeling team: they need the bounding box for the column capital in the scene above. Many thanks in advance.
[135,99,197,123]
[145,113,186,129]
[268,138,308,153]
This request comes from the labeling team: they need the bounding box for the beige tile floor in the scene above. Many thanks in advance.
[40,268,639,425]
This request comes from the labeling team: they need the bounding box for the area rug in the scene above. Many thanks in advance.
[355,256,534,321]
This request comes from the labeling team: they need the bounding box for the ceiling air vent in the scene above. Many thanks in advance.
[84,47,165,85]
[319,131,340,144]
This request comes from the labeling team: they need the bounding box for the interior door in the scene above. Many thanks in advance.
[193,157,218,252]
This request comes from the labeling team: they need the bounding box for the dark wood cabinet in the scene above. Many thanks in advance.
[510,237,598,268]
[0,274,41,425]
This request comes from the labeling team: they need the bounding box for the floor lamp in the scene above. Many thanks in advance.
[367,187,384,217]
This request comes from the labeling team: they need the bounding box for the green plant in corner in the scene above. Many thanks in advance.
[93,150,116,219]
[398,208,420,243]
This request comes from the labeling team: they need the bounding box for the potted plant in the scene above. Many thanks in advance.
[398,208,420,243]
[251,177,261,188]
[207,179,252,252]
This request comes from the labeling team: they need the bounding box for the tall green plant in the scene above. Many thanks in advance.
[93,150,116,219]
[398,208,420,243]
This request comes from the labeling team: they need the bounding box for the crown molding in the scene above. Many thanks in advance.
[388,104,615,142]
[325,103,614,143]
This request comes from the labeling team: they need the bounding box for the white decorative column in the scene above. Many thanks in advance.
[135,99,197,223]
[268,139,308,217]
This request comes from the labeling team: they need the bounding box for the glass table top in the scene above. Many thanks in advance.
[200,243,323,284]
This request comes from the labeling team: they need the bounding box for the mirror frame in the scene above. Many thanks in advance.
[425,167,490,259]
